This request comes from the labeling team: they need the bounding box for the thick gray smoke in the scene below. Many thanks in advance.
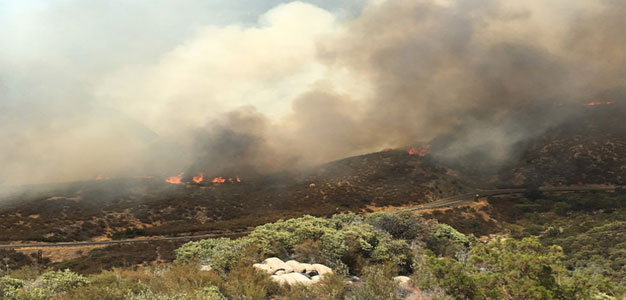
[1,0,625,187]
[191,0,626,176]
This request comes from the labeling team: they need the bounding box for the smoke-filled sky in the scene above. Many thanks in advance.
[1,0,625,185]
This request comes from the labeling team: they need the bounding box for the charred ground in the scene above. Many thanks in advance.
[0,150,469,242]
[496,102,626,186]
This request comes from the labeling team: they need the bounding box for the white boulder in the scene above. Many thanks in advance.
[263,257,294,273]
[311,275,321,283]
[393,276,412,288]
[286,260,306,273]
[300,263,315,274]
[312,263,333,276]
[200,265,212,272]
[281,272,313,286]
[253,263,273,274]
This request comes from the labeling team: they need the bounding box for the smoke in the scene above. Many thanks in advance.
[1,0,625,187]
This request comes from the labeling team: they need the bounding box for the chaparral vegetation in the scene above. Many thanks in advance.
[1,209,623,300]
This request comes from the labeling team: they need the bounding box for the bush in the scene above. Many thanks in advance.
[127,287,226,300]
[1,275,24,299]
[366,211,430,240]
[39,269,89,293]
[175,238,244,271]
[426,224,471,256]
[222,260,278,300]
[242,215,334,257]
[348,264,399,300]
[313,273,349,300]
[16,287,51,300]
[62,270,146,300]
[424,237,622,300]
[177,214,415,274]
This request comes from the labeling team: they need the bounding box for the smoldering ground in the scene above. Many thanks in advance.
[1,0,625,187]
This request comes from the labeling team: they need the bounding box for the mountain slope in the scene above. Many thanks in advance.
[0,150,470,242]
[497,102,626,186]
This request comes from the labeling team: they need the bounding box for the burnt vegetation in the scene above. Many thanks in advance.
[0,150,469,242]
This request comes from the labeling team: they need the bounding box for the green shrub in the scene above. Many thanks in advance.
[366,211,430,240]
[424,237,622,300]
[370,236,413,271]
[1,275,24,299]
[16,287,51,300]
[177,214,417,275]
[243,215,334,256]
[426,224,470,256]
[175,238,244,271]
[39,269,89,293]
[63,270,147,300]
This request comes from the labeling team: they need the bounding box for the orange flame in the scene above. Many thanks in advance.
[95,175,104,180]
[587,101,614,106]
[381,148,392,152]
[212,176,226,183]
[408,145,431,157]
[165,173,183,184]
[236,176,241,183]
[192,173,204,184]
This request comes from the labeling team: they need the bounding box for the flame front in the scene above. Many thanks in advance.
[211,176,241,184]
[192,173,204,184]
[212,176,226,183]
[408,145,431,156]
[165,173,183,184]
[586,101,614,106]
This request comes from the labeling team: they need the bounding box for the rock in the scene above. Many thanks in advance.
[271,273,313,286]
[312,264,333,276]
[253,263,273,274]
[275,270,286,275]
[200,265,212,272]
[393,276,412,288]
[271,275,287,285]
[286,260,306,273]
[310,275,321,283]
[282,273,313,286]
[300,263,315,274]
[263,257,294,273]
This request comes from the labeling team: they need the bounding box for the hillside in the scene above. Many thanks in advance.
[0,150,470,242]
[496,102,626,186]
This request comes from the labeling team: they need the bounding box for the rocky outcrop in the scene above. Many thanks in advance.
[393,276,412,288]
[253,257,333,286]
